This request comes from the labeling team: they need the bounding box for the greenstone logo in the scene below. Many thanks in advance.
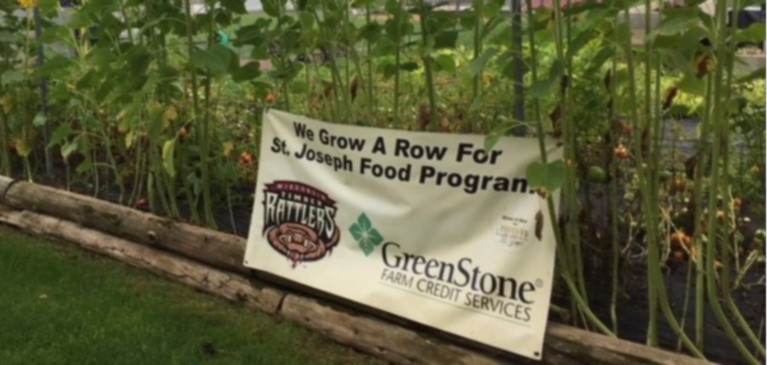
[349,213,384,256]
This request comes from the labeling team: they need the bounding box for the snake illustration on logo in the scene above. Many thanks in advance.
[262,181,340,267]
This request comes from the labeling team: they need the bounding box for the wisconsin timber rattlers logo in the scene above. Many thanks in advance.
[262,181,340,267]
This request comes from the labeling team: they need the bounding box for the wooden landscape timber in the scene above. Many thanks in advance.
[0,176,716,365]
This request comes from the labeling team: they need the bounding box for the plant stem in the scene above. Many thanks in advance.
[129,140,144,205]
[33,7,52,176]
[201,8,217,229]
[608,20,620,334]
[472,0,484,102]
[417,4,437,131]
[692,75,712,350]
[365,3,375,115]
[226,185,237,235]
[719,6,766,355]
[0,111,10,176]
[393,2,402,125]
[183,0,202,216]
[640,0,659,346]
[529,0,613,336]
[677,255,694,352]
[98,110,125,204]
[703,0,762,361]
[320,0,348,122]
[551,0,587,325]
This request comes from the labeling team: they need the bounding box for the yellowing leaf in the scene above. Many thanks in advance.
[117,111,129,133]
[1,94,13,114]
[162,139,176,178]
[14,139,31,157]
[125,131,135,149]
[163,105,178,130]
[147,100,162,114]
[223,141,235,158]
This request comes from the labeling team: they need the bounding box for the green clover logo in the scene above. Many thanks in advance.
[349,213,384,256]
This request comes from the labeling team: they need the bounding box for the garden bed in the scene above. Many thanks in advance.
[1,1,764,364]
[0,175,721,365]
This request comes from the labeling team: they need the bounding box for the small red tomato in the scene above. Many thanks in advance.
[670,231,686,250]
[265,92,277,105]
[614,145,630,160]
[240,151,254,165]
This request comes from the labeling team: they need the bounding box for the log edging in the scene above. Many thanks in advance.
[0,176,717,365]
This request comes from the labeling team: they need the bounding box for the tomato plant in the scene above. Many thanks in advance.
[0,1,764,363]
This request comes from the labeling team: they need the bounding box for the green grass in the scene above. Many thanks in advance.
[0,225,386,365]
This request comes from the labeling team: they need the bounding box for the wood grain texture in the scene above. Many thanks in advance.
[0,178,247,275]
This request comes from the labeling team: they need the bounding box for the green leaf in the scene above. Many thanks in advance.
[39,55,75,79]
[268,62,302,81]
[0,31,20,43]
[567,29,594,58]
[529,60,563,98]
[433,53,456,73]
[359,23,383,43]
[400,62,420,71]
[482,16,506,41]
[469,94,483,112]
[40,25,72,45]
[235,24,267,45]
[529,76,557,99]
[654,15,704,37]
[39,0,59,17]
[379,62,397,79]
[262,0,287,17]
[61,140,78,159]
[1,70,23,86]
[233,61,262,82]
[469,48,498,77]
[162,139,176,178]
[49,123,71,147]
[220,0,247,14]
[484,133,500,152]
[526,160,565,192]
[734,23,766,44]
[434,30,458,50]
[32,113,47,127]
[585,46,614,76]
[678,74,706,96]
[76,159,92,174]
[189,45,233,75]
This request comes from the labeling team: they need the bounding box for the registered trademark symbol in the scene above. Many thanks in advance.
[535,279,544,288]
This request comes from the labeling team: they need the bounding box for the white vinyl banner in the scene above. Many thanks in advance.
[244,109,563,360]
